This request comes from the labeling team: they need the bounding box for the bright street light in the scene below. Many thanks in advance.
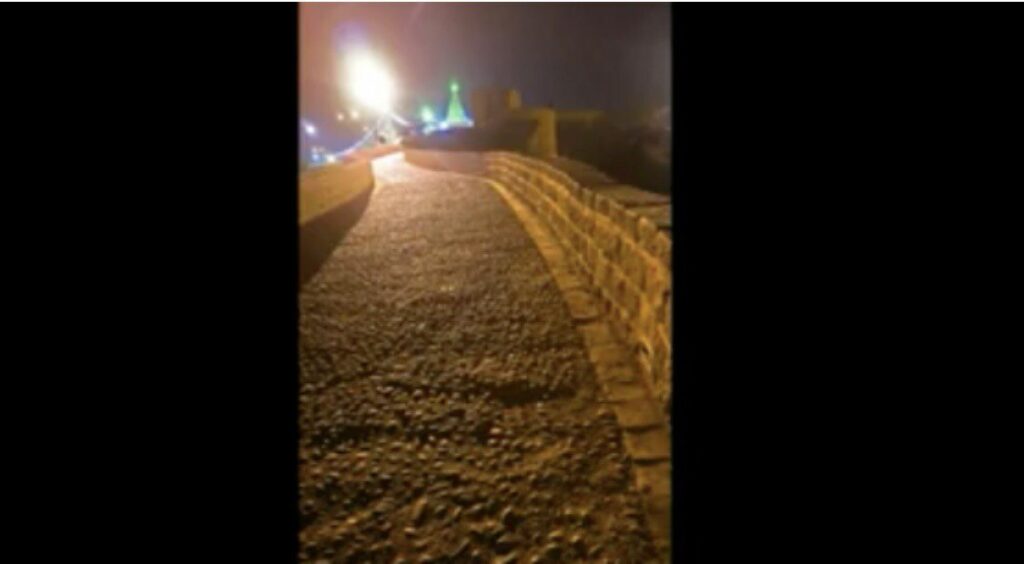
[345,51,396,113]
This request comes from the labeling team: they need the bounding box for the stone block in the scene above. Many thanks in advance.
[584,238,598,266]
[644,259,668,298]
[631,204,672,231]
[636,216,657,248]
[618,210,639,241]
[552,270,585,292]
[651,231,671,270]
[580,211,596,236]
[612,398,664,430]
[577,321,616,349]
[622,425,671,463]
[665,297,672,339]
[602,234,621,263]
[608,200,629,233]
[643,492,672,554]
[647,229,671,266]
[592,185,670,208]
[606,268,625,307]
[621,279,643,321]
[581,190,595,210]
[634,460,671,498]
[588,343,632,368]
[592,253,609,287]
[636,300,656,343]
[651,328,670,386]
[567,183,581,201]
[620,240,645,290]
[593,361,639,385]
[566,201,580,224]
[563,289,601,322]
[600,379,649,403]
[574,229,588,254]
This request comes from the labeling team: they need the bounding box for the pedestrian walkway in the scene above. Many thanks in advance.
[299,154,662,563]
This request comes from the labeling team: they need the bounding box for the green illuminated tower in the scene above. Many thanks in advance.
[445,80,471,127]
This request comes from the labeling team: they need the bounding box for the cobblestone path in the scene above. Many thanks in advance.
[299,154,661,563]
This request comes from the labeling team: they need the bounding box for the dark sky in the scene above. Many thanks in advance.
[301,3,670,124]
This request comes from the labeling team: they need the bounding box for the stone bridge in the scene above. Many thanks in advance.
[299,151,671,563]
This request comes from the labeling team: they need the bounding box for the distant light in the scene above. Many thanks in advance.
[450,80,459,93]
[326,154,337,163]
[304,123,317,136]
[346,52,396,113]
[420,106,436,123]
[336,113,345,121]
[351,109,360,119]
[439,121,449,130]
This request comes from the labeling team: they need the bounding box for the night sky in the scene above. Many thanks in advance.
[301,2,670,132]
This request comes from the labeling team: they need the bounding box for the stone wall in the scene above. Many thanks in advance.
[403,148,672,414]
[403,149,488,175]
[485,153,672,414]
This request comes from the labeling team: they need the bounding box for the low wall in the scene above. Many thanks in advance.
[486,152,672,413]
[403,149,488,175]
[403,148,672,413]
[299,160,376,286]
[340,144,401,164]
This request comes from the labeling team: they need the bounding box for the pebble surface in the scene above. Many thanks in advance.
[299,155,660,563]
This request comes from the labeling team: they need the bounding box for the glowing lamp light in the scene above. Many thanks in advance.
[303,123,317,136]
[346,52,396,113]
[420,106,436,124]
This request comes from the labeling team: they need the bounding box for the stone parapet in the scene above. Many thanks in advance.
[484,152,672,415]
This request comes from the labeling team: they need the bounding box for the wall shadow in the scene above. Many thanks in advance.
[299,185,374,287]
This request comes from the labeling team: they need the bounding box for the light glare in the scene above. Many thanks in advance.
[346,53,396,113]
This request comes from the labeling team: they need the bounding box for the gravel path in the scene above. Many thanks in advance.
[299,154,660,563]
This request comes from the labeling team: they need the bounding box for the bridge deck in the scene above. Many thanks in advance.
[299,154,660,562]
